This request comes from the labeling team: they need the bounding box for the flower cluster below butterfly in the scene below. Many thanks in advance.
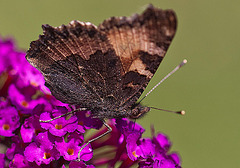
[0,4,182,168]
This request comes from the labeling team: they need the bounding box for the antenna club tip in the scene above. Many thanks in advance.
[179,59,187,67]
[180,110,185,115]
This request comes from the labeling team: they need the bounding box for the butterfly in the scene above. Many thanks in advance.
[26,4,177,120]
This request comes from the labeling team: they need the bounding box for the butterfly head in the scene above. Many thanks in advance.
[129,104,150,119]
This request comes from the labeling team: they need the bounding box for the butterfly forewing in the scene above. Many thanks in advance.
[99,5,177,108]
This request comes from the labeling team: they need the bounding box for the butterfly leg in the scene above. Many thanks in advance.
[78,119,112,160]
[39,107,87,122]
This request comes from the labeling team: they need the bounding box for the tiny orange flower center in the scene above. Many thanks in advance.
[132,151,138,158]
[43,152,51,159]
[21,100,29,107]
[30,81,38,87]
[55,124,62,130]
[3,124,10,130]
[67,148,74,155]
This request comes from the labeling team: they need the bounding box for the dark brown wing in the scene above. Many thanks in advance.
[26,21,124,108]
[99,5,177,109]
[26,5,177,118]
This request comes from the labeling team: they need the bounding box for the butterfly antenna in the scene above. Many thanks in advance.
[149,106,185,115]
[138,59,187,104]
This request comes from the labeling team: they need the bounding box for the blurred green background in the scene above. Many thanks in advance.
[0,0,239,167]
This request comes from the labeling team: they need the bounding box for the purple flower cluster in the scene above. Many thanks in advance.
[0,37,181,168]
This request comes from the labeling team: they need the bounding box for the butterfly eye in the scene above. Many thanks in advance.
[130,106,150,119]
